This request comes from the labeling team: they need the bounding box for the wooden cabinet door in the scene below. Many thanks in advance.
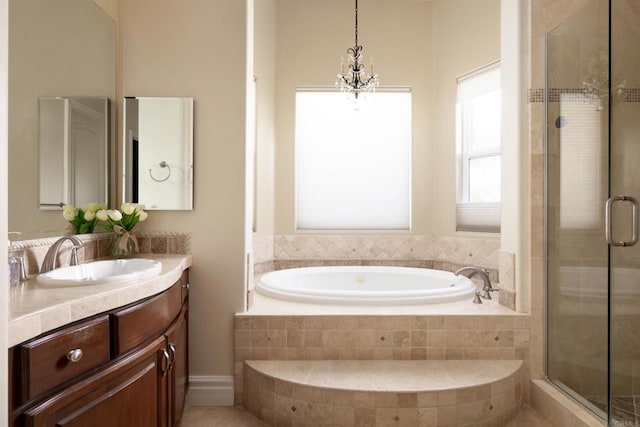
[22,336,167,427]
[166,305,188,427]
[111,282,182,356]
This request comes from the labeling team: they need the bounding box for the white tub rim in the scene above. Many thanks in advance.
[255,265,477,305]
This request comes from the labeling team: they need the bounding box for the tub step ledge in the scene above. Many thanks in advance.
[243,359,524,426]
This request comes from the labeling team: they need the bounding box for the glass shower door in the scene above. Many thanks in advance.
[609,1,640,423]
[545,0,610,419]
[547,0,640,423]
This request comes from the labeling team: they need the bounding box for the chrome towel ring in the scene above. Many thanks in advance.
[149,161,171,182]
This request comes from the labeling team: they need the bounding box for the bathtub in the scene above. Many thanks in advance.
[255,266,478,305]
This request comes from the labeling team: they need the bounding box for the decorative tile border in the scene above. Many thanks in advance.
[623,88,640,103]
[12,231,191,277]
[528,87,640,103]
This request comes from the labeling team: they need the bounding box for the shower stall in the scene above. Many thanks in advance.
[546,0,640,424]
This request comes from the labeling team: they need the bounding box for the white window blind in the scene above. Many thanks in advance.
[559,93,602,229]
[295,90,412,230]
[456,63,501,233]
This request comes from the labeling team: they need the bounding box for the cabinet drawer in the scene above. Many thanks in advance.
[17,315,110,402]
[23,336,166,427]
[112,282,182,355]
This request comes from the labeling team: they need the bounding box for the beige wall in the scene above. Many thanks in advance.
[254,0,276,236]
[270,0,500,237]
[119,0,248,377]
[8,0,116,239]
[92,0,118,21]
[430,0,501,235]
[1,0,9,418]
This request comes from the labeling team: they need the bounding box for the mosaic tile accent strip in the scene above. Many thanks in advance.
[624,88,640,103]
[243,359,523,427]
[234,314,531,406]
[528,88,544,103]
[528,87,640,103]
[272,235,500,269]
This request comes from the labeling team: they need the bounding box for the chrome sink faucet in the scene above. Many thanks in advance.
[40,235,86,273]
[454,266,499,301]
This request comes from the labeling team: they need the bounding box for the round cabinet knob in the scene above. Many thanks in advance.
[67,349,83,363]
[182,283,190,290]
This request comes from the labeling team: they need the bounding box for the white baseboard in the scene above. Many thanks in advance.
[185,375,234,407]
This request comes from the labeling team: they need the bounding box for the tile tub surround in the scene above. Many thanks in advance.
[250,234,516,310]
[273,235,500,268]
[8,254,192,346]
[243,359,523,426]
[252,233,501,273]
[234,314,531,406]
[250,259,502,311]
[11,231,191,278]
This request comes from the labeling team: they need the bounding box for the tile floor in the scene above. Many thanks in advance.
[588,396,638,425]
[179,404,551,427]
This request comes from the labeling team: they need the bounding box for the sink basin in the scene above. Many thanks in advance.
[37,259,162,287]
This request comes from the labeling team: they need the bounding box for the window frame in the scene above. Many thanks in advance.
[455,61,501,233]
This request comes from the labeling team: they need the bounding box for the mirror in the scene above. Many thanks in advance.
[39,97,110,209]
[123,97,194,210]
[8,0,115,238]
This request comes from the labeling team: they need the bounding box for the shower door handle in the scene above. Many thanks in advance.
[605,195,639,247]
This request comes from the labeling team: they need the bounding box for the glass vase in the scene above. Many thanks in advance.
[111,233,137,258]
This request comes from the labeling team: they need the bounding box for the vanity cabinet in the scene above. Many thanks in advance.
[8,270,189,427]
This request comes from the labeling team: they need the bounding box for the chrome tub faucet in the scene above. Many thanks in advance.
[454,266,499,302]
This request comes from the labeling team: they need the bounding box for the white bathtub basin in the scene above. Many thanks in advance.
[256,266,478,305]
[37,259,162,287]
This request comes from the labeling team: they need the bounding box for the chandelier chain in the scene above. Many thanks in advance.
[355,0,358,47]
[335,0,379,98]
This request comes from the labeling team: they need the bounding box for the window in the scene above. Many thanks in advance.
[559,93,602,230]
[295,90,412,230]
[456,63,501,232]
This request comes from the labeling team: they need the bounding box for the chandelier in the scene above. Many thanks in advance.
[335,0,379,98]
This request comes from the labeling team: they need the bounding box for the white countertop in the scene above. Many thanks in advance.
[8,254,192,347]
